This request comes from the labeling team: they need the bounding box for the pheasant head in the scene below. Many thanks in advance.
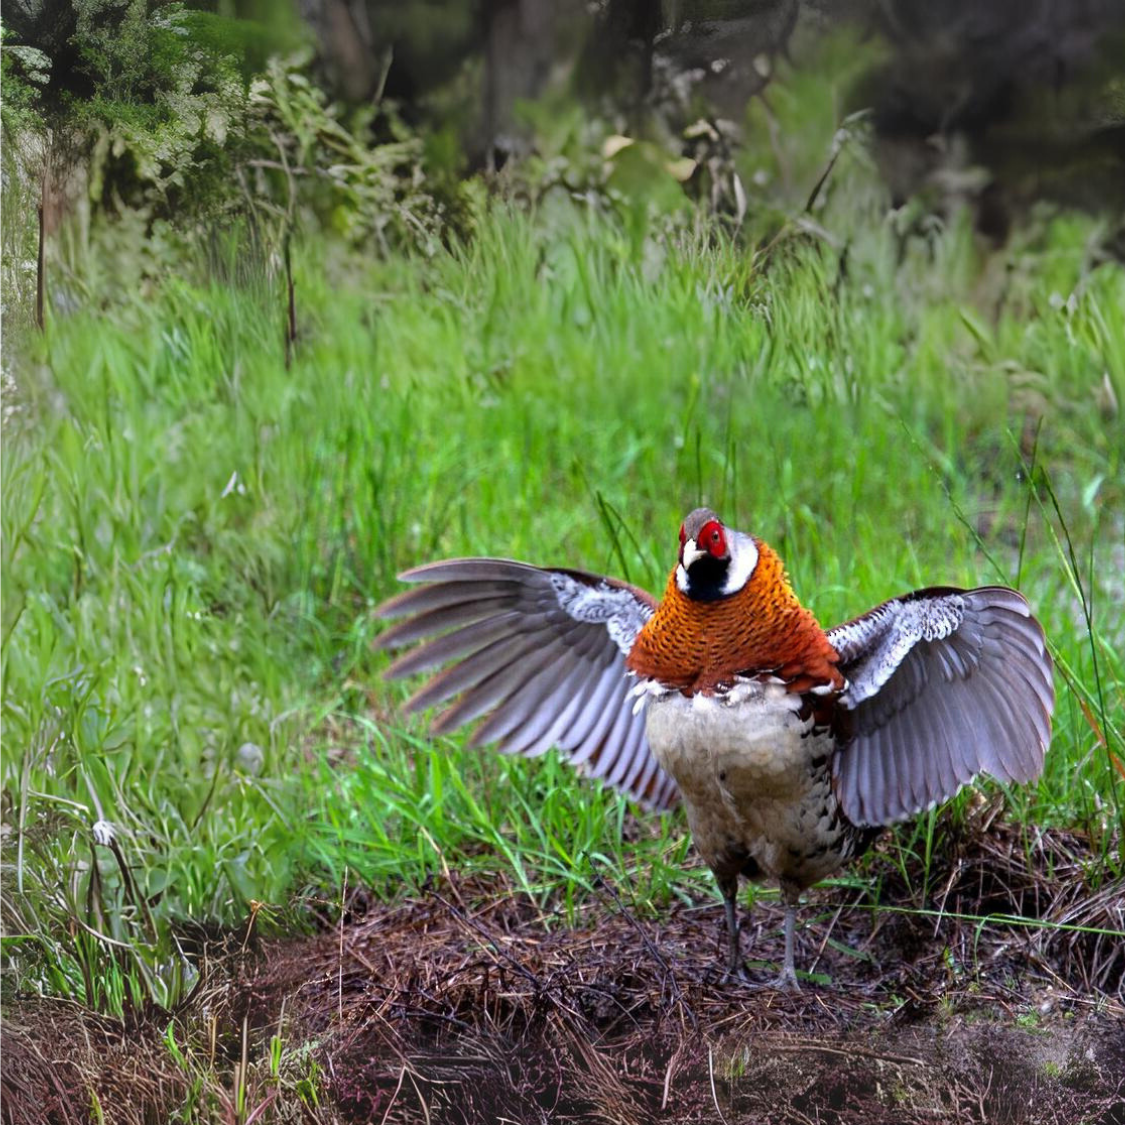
[625,508,844,695]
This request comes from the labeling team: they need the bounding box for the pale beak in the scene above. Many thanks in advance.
[680,537,708,570]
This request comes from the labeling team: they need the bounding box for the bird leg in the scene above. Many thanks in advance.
[717,875,748,981]
[772,887,802,991]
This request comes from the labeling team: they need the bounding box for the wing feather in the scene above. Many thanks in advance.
[473,642,586,749]
[375,558,678,811]
[378,598,518,650]
[594,708,639,785]
[609,721,645,791]
[384,610,526,678]
[404,632,546,714]
[567,667,632,768]
[830,586,1054,827]
[517,660,609,756]
[378,580,526,619]
[559,659,620,746]
[479,656,595,754]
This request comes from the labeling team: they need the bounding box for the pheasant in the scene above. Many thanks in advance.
[375,508,1054,987]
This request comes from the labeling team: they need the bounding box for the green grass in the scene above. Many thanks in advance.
[3,179,1124,1019]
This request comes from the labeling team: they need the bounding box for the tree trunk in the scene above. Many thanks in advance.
[36,174,46,331]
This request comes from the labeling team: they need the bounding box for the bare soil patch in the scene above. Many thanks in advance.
[4,822,1123,1124]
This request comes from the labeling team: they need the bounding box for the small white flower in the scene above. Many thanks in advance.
[236,742,264,775]
[92,820,116,846]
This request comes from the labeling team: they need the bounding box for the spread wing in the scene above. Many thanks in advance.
[828,586,1054,827]
[375,559,679,811]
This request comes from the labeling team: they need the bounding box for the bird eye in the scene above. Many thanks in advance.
[698,520,726,558]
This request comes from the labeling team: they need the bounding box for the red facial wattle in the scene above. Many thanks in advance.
[698,520,727,558]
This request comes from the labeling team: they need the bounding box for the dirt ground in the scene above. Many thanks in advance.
[4,822,1124,1125]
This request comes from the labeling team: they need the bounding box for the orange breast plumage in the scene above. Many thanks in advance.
[625,539,843,695]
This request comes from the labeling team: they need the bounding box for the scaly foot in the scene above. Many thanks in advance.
[769,964,801,991]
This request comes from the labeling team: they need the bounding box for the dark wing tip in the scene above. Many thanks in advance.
[395,557,537,582]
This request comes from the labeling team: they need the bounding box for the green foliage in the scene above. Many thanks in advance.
[244,53,446,252]
[0,29,50,326]
[2,13,1123,1035]
[72,0,176,106]
[7,818,201,1013]
[2,6,459,257]
[510,94,707,250]
[0,32,51,136]
[0,0,254,222]
[3,191,1122,1025]
[68,0,247,209]
[1,0,447,242]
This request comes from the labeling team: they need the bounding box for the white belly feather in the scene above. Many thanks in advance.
[644,682,844,886]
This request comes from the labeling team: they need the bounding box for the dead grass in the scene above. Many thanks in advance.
[1,1000,190,1124]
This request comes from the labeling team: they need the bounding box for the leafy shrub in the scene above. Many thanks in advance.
[1,0,456,255]
[242,52,447,253]
[66,3,229,204]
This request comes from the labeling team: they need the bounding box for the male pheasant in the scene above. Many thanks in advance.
[375,508,1054,987]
